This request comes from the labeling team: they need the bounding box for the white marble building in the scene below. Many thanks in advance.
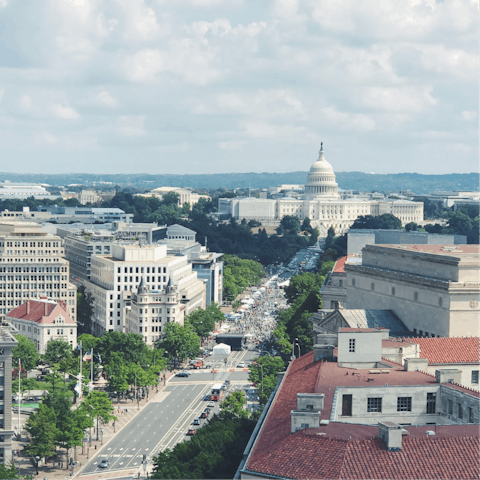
[218,145,424,235]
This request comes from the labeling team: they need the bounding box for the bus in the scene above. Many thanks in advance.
[210,383,224,401]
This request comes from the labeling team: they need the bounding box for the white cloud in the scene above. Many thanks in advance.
[117,115,146,137]
[461,110,477,122]
[321,106,376,131]
[19,95,33,112]
[35,132,59,145]
[96,91,118,108]
[242,121,305,139]
[51,103,80,120]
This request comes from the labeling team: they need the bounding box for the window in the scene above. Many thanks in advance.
[370,282,375,291]
[367,397,382,413]
[426,393,436,414]
[458,403,463,419]
[397,397,412,412]
[447,399,453,415]
[300,423,310,429]
[349,339,355,352]
[414,292,418,301]
[391,287,395,295]
[468,407,474,423]
[472,371,479,384]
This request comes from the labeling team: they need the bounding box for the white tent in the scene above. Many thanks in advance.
[213,343,231,355]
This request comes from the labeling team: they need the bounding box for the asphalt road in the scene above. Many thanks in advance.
[80,350,253,476]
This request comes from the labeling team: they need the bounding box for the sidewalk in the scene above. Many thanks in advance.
[11,375,173,480]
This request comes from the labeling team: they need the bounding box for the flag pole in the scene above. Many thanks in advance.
[91,348,94,388]
[18,358,21,439]
[79,343,82,400]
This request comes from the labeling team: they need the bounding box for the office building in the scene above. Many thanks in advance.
[85,244,205,336]
[0,222,77,323]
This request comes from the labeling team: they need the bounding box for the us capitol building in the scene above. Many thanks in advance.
[218,144,424,236]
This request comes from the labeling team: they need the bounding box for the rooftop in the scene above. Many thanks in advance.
[6,299,75,325]
[245,352,480,480]
[402,337,479,364]
[333,256,348,273]
[374,244,479,257]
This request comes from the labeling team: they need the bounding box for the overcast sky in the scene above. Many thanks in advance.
[0,0,477,175]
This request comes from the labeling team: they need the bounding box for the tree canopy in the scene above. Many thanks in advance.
[187,303,223,339]
[350,213,402,230]
[13,335,39,372]
[156,322,201,369]
[44,339,73,365]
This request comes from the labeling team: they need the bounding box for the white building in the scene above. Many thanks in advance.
[218,145,424,235]
[138,187,211,207]
[85,244,205,336]
[79,190,100,205]
[6,299,77,354]
[0,222,77,323]
[125,278,185,346]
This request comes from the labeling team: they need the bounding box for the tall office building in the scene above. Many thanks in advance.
[0,222,77,322]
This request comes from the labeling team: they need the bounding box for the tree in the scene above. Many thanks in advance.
[187,304,223,341]
[77,286,94,334]
[24,404,59,462]
[82,391,117,440]
[13,335,39,372]
[104,352,129,399]
[156,322,201,369]
[0,462,21,479]
[76,333,99,355]
[222,391,249,418]
[249,356,285,405]
[446,212,473,236]
[350,214,402,230]
[405,222,418,232]
[280,215,301,234]
[44,339,73,365]
[96,331,150,366]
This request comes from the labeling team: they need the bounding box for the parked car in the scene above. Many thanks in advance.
[200,411,208,419]
[208,401,215,407]
[204,408,211,414]
[193,418,200,425]
[187,429,197,436]
[176,371,191,377]
[98,459,109,468]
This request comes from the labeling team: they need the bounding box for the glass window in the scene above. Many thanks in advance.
[367,398,382,413]
[349,339,355,353]
[472,371,479,384]
[458,403,463,419]
[397,397,412,412]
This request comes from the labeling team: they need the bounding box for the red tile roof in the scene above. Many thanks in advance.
[339,327,383,333]
[333,256,348,273]
[402,337,479,364]
[245,352,480,480]
[6,300,74,325]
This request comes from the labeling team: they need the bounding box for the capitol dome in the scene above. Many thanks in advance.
[304,143,339,197]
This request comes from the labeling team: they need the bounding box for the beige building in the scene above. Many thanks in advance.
[125,278,186,346]
[79,190,100,205]
[0,222,77,323]
[6,299,77,354]
[85,244,205,336]
[344,244,480,337]
[0,323,17,463]
[219,145,424,235]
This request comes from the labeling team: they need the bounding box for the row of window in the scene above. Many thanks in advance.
[3,241,60,248]
[118,276,167,284]
[0,266,67,273]
[117,266,167,274]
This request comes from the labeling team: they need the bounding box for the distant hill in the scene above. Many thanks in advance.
[0,171,478,194]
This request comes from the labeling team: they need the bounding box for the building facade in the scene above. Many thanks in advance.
[344,244,480,337]
[85,244,205,336]
[0,222,77,323]
[219,145,424,235]
[125,278,186,346]
[6,299,77,354]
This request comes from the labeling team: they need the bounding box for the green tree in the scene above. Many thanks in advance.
[405,222,418,232]
[280,215,301,234]
[13,335,40,372]
[0,462,21,479]
[44,339,73,365]
[77,285,94,334]
[187,303,223,341]
[82,391,117,440]
[24,404,59,462]
[76,334,99,355]
[222,390,249,418]
[156,322,201,369]
[104,352,129,399]
[96,331,150,366]
[351,213,402,230]
[446,212,473,236]
[249,356,285,405]
[272,323,293,356]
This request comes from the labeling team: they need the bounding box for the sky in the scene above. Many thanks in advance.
[0,0,477,175]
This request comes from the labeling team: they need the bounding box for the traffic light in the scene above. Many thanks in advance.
[143,454,146,462]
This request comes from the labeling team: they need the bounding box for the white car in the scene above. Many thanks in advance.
[237,362,245,368]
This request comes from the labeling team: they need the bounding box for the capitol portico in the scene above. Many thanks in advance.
[218,145,424,236]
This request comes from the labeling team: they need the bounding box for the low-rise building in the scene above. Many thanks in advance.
[79,190,100,205]
[125,278,185,346]
[237,328,480,480]
[37,206,133,224]
[138,187,210,207]
[6,299,77,353]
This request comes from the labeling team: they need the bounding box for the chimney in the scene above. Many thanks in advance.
[26,301,30,315]
[378,422,402,451]
[290,393,324,433]
[45,302,48,317]
[435,369,462,384]
[404,357,429,372]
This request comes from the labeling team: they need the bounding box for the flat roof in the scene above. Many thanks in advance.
[374,244,479,256]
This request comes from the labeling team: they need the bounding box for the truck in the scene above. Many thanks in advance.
[215,334,245,351]
[190,358,204,369]
[210,383,224,401]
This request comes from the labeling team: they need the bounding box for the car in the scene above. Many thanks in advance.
[176,371,191,377]
[204,407,211,414]
[193,418,200,425]
[200,411,208,419]
[237,362,245,368]
[187,429,197,436]
[98,459,109,468]
[208,401,215,407]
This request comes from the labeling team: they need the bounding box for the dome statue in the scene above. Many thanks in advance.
[304,143,339,197]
